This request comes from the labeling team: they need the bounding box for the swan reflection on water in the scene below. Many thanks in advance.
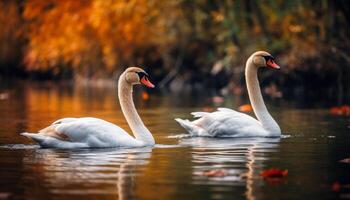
[22,147,152,199]
[179,137,281,200]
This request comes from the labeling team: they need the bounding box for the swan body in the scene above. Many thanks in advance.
[21,67,156,148]
[21,117,143,148]
[175,108,272,137]
[176,51,281,137]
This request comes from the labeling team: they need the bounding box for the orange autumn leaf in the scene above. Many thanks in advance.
[202,169,228,177]
[202,107,214,112]
[238,104,252,112]
[330,105,350,116]
[260,168,288,178]
[141,91,149,101]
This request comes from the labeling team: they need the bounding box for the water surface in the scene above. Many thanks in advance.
[0,82,349,199]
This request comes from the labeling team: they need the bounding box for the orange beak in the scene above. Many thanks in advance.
[140,76,155,88]
[267,60,280,69]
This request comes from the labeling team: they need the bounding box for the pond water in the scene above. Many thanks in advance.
[0,82,349,200]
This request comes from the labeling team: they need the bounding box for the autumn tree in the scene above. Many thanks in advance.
[0,0,24,75]
[23,0,177,78]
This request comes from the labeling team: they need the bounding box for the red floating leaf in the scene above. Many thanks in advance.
[202,169,228,177]
[260,168,288,178]
[330,105,350,116]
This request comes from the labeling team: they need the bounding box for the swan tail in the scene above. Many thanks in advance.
[191,112,208,118]
[20,132,86,148]
[20,132,47,144]
[175,118,200,135]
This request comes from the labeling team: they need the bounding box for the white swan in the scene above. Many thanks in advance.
[175,51,281,137]
[20,67,156,148]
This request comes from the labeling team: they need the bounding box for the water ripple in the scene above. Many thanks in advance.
[178,136,281,200]
[19,147,153,197]
[0,144,40,149]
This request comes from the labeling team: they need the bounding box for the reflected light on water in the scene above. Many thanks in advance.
[180,137,280,200]
[23,147,152,199]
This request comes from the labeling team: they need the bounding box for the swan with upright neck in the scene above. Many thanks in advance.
[21,67,156,148]
[175,51,281,137]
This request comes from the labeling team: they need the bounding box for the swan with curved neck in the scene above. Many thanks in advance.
[175,51,281,137]
[21,67,156,148]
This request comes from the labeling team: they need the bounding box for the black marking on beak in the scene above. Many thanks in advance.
[136,72,149,79]
[262,55,274,62]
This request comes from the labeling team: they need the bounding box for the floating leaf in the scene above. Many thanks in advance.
[330,105,350,116]
[202,107,214,112]
[141,91,149,101]
[238,104,252,112]
[260,168,288,178]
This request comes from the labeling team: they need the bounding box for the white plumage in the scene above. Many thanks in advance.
[175,108,274,137]
[175,51,282,138]
[21,117,143,148]
[21,67,156,148]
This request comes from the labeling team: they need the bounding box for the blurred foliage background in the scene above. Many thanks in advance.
[0,0,349,103]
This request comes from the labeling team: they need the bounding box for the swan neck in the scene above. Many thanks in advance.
[118,73,155,145]
[245,58,280,133]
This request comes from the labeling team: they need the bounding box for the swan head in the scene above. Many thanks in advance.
[124,67,155,88]
[251,51,280,70]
